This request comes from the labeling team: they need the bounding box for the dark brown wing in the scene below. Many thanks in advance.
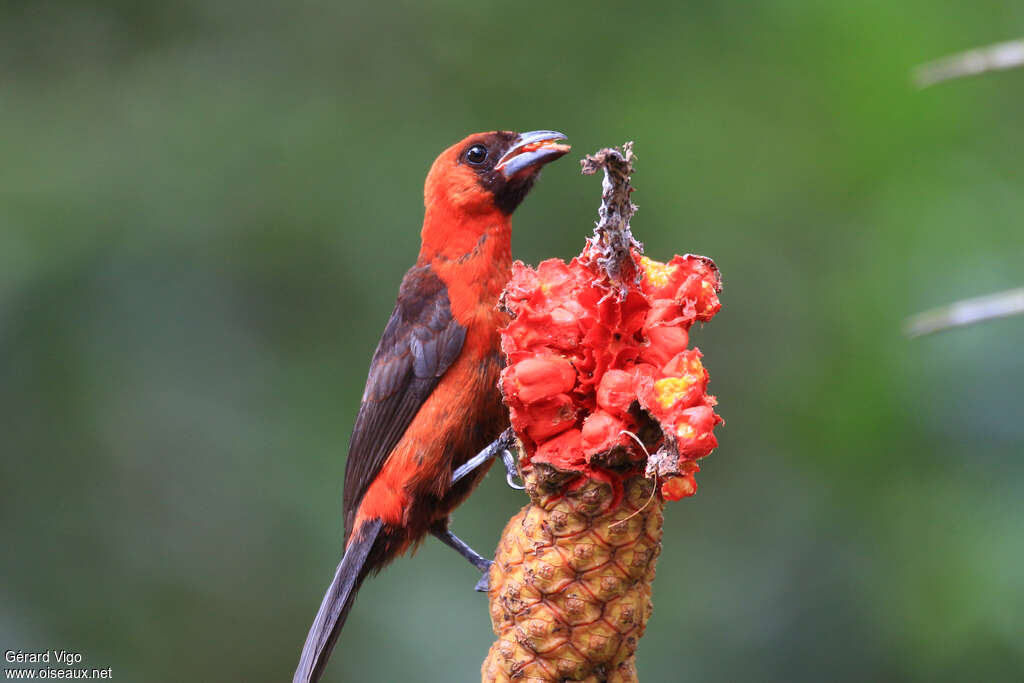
[341,265,466,539]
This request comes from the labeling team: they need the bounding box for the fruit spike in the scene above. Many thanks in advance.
[483,144,724,681]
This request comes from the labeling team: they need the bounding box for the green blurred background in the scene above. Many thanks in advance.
[3,1,1023,681]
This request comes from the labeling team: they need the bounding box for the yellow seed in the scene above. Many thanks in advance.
[676,423,695,439]
[653,376,692,408]
[640,256,677,289]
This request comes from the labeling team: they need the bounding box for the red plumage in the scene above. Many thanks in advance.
[294,130,569,683]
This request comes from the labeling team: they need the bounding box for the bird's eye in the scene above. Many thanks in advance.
[465,145,488,165]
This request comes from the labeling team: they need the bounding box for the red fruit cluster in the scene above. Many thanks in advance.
[500,246,723,501]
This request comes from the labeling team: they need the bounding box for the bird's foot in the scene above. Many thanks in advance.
[500,445,525,490]
[449,429,524,491]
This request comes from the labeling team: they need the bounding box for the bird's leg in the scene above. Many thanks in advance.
[439,429,523,593]
[429,523,493,592]
[431,526,491,573]
[451,428,524,489]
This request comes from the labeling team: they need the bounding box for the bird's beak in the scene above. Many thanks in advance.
[495,130,571,179]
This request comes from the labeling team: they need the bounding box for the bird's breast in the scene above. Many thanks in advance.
[430,231,512,336]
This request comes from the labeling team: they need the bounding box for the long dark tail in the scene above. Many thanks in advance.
[294,519,383,683]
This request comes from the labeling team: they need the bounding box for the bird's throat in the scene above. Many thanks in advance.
[418,209,511,266]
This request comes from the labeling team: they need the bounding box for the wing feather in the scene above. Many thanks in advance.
[341,265,466,538]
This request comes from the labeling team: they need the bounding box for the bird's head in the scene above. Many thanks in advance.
[424,130,570,216]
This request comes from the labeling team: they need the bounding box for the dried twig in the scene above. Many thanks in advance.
[905,287,1024,337]
[581,143,642,293]
[915,39,1024,87]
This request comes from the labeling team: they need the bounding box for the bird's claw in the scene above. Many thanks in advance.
[474,563,493,593]
[500,447,525,490]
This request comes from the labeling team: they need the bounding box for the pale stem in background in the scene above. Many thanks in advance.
[907,40,1024,336]
[915,38,1024,87]
[905,288,1024,337]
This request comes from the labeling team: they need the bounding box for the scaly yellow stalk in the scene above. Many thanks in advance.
[483,467,662,683]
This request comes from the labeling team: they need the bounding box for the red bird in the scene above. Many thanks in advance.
[294,130,570,683]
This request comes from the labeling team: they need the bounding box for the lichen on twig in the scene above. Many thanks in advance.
[581,143,642,295]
